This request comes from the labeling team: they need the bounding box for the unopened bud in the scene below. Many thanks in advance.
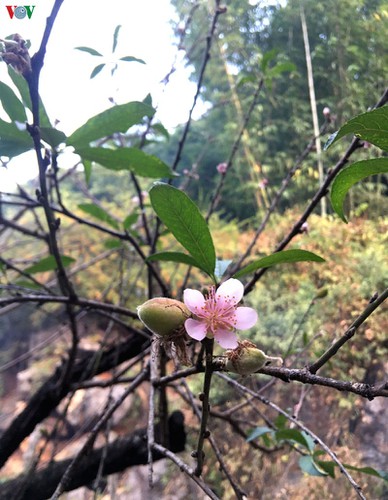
[225,340,282,375]
[137,298,189,337]
[314,287,328,300]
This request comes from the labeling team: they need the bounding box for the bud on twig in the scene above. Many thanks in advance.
[137,297,191,365]
[224,340,282,376]
[137,297,189,337]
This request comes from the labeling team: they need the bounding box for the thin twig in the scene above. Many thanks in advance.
[218,373,367,500]
[49,367,149,499]
[194,338,214,476]
[244,87,388,295]
[152,443,221,500]
[309,287,388,374]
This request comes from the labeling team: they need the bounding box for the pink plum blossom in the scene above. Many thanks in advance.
[216,162,228,175]
[183,278,258,349]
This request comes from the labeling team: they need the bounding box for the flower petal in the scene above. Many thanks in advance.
[214,329,238,349]
[184,318,207,341]
[216,278,244,305]
[234,307,258,330]
[183,289,205,314]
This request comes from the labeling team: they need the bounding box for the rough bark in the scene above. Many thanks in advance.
[0,411,186,500]
[0,334,150,468]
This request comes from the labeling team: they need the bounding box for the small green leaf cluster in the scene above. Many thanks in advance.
[325,106,388,222]
[247,420,387,481]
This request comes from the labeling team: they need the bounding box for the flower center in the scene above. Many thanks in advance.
[195,287,237,334]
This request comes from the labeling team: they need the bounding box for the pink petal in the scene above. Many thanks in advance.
[216,278,244,305]
[183,289,205,314]
[234,307,258,330]
[214,329,238,349]
[184,318,207,341]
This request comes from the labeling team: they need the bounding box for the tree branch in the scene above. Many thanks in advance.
[0,411,186,500]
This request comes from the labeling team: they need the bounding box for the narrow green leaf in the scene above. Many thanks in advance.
[330,158,388,222]
[112,25,121,53]
[247,426,273,442]
[24,256,75,274]
[7,67,51,128]
[236,75,256,88]
[324,106,388,151]
[119,55,146,64]
[301,431,316,452]
[299,456,328,477]
[233,249,325,279]
[261,48,278,72]
[0,118,32,157]
[152,123,170,139]
[149,184,216,278]
[90,63,105,79]
[103,238,122,249]
[83,159,92,185]
[266,61,296,78]
[75,46,103,57]
[67,101,155,148]
[123,213,138,230]
[274,414,287,430]
[14,279,42,291]
[343,464,388,481]
[147,251,202,269]
[275,429,311,450]
[78,203,120,230]
[40,127,67,148]
[0,81,27,122]
[314,460,336,478]
[76,147,174,178]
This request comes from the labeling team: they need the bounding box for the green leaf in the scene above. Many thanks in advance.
[261,48,278,72]
[24,256,75,274]
[14,279,42,291]
[75,46,103,57]
[83,159,92,185]
[266,61,296,78]
[0,81,27,122]
[343,464,388,481]
[0,118,32,157]
[40,127,67,148]
[324,106,388,151]
[76,147,174,178]
[90,63,105,79]
[112,25,121,53]
[233,249,325,278]
[67,101,155,148]
[103,238,122,249]
[123,213,138,230]
[247,426,273,442]
[275,429,313,450]
[314,460,336,478]
[330,158,388,222]
[147,251,202,269]
[7,67,51,128]
[78,203,120,230]
[236,74,256,88]
[120,55,146,65]
[274,414,287,430]
[299,456,328,477]
[152,123,170,139]
[149,183,216,279]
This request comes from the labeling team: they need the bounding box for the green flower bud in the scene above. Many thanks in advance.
[225,340,282,375]
[137,297,190,337]
[314,287,328,299]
